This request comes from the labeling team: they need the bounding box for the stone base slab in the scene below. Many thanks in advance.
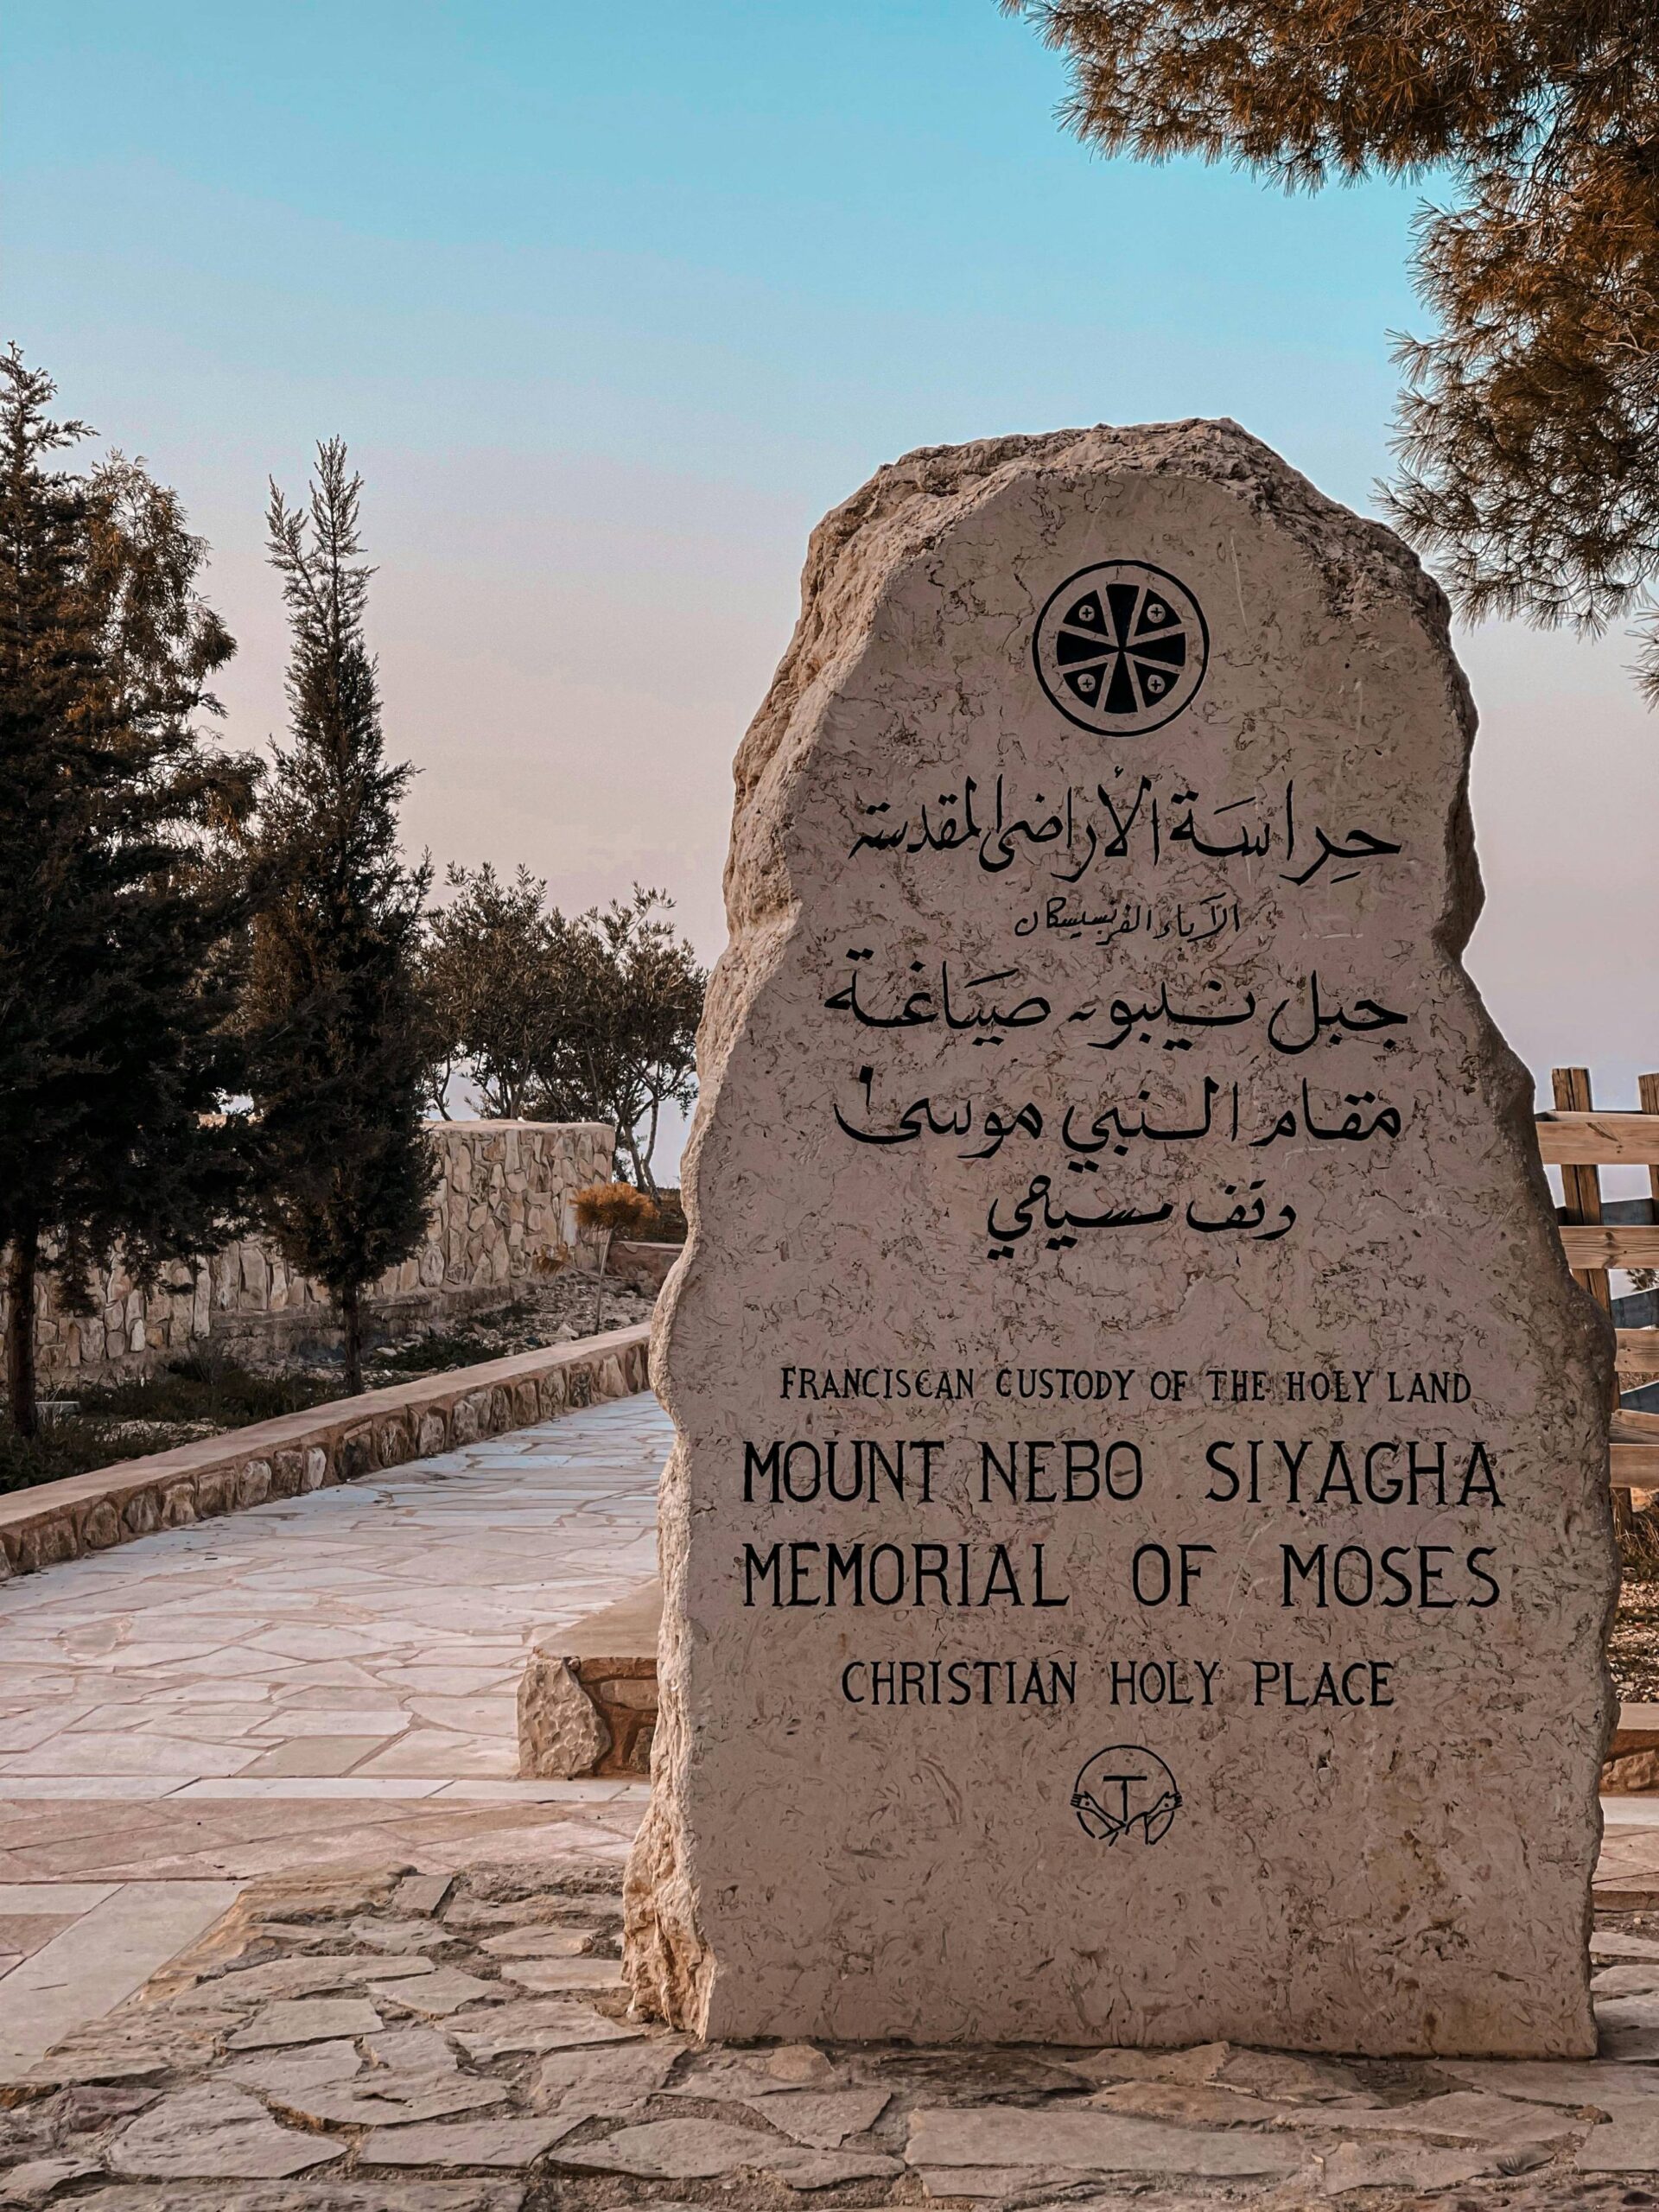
[519,1580,663,1780]
[0,1325,652,1581]
[1605,1706,1659,1792]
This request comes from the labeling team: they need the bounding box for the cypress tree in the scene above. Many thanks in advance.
[244,439,434,1395]
[0,346,255,1437]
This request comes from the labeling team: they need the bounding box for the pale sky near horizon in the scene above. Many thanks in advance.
[6,1,1657,1172]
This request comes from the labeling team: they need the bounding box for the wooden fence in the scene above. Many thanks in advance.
[1535,1067,1659,1492]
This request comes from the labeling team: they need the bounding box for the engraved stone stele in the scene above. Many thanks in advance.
[622,421,1618,2054]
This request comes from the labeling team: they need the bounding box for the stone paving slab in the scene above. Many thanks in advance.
[0,1879,238,2075]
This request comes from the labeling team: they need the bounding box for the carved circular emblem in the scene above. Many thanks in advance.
[1072,1745,1183,1847]
[1033,562,1209,735]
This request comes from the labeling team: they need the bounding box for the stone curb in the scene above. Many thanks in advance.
[0,1323,653,1581]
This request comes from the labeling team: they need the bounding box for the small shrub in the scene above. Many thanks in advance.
[573,1181,657,1241]
[573,1181,657,1332]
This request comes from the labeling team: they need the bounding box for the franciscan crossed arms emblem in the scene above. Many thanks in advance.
[1033,561,1209,735]
[1072,1745,1183,1846]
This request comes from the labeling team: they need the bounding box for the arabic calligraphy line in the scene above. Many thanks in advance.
[850,772,1403,889]
[984,1174,1296,1260]
[834,1069,1405,1156]
[824,956,1409,1057]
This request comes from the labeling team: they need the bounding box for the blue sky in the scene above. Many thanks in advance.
[6,0,1657,1145]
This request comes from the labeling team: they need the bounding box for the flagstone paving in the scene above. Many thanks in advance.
[7,1858,1659,2208]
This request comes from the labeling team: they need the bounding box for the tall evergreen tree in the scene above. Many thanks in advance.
[0,346,256,1436]
[244,439,434,1395]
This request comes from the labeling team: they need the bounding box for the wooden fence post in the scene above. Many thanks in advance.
[1553,1067,1612,1314]
[1639,1074,1659,1233]
[1554,1066,1635,1535]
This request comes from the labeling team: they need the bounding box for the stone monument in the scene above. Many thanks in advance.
[623,421,1618,2056]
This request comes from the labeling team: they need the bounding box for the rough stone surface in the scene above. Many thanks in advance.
[68,2188,525,2212]
[0,2158,103,2202]
[531,2037,683,2112]
[1312,2139,1507,2192]
[1277,2088,1580,2145]
[624,419,1617,2051]
[226,1998,383,2050]
[374,1967,500,2018]
[906,2103,1302,2177]
[556,2116,903,2185]
[757,2084,893,2145]
[1084,2079,1298,2126]
[1069,2043,1231,2086]
[393,1876,454,1917]
[516,1655,607,1779]
[1573,2098,1659,2171]
[759,2042,839,2086]
[357,2116,576,2168]
[1591,1930,1659,1961]
[200,1956,431,2004]
[270,2072,509,2126]
[446,1998,645,2059]
[105,2082,346,2178]
[225,2044,364,2101]
[480,1926,591,1958]
[1593,1961,1659,1994]
[517,1582,662,1781]
[496,1955,620,1993]
[1443,2056,1659,2105]
[1213,2045,1373,2102]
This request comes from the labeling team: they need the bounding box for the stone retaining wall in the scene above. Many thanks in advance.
[10,1119,614,1385]
[0,1323,652,1581]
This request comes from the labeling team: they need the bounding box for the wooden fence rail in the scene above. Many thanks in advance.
[1535,1068,1659,1491]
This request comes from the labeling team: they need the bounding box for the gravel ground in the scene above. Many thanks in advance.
[364,1272,659,1377]
[1612,1583,1659,1703]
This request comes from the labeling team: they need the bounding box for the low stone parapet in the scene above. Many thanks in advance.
[519,1579,662,1779]
[0,1324,652,1581]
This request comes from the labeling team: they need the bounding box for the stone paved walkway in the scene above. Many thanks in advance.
[9,1386,1659,2201]
[0,1395,669,2075]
